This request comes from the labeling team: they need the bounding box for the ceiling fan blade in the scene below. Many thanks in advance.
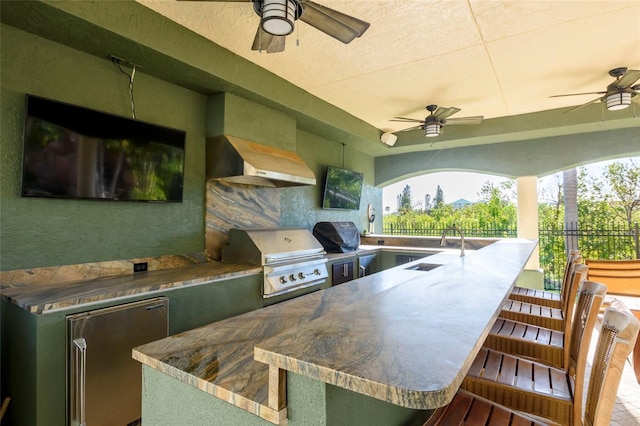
[550,91,606,98]
[267,36,286,53]
[391,117,424,123]
[563,97,602,113]
[446,116,484,125]
[616,69,640,88]
[299,1,369,44]
[251,25,286,53]
[434,106,461,120]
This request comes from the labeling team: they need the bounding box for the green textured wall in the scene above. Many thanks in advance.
[282,130,382,232]
[0,25,207,271]
[208,92,298,151]
[141,367,430,426]
[0,24,382,271]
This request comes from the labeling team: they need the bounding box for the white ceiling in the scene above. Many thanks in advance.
[138,0,640,134]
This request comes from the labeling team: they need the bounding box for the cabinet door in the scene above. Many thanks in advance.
[358,254,377,277]
[332,261,354,285]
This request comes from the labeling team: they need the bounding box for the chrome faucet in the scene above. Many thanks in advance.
[440,226,465,257]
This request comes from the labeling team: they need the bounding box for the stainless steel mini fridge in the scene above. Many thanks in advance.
[67,297,169,426]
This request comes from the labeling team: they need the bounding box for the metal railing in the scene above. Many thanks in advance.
[539,222,639,290]
[382,222,639,291]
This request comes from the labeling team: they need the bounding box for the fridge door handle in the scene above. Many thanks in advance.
[73,338,87,426]
[145,302,166,311]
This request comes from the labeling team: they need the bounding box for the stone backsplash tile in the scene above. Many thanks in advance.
[205,180,280,260]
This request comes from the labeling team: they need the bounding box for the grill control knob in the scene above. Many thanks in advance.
[313,269,321,275]
[298,272,305,280]
[289,274,297,281]
[279,276,287,284]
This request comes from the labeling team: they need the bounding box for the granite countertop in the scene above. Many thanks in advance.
[0,245,457,315]
[0,261,262,314]
[133,239,537,424]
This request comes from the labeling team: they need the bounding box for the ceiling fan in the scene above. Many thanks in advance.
[551,67,640,113]
[391,105,484,137]
[182,0,370,53]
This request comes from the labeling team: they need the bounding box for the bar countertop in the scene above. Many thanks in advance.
[133,238,537,424]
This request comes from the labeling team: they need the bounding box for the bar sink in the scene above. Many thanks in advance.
[404,263,442,272]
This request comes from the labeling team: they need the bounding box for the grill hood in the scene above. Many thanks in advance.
[206,135,316,187]
[222,228,326,265]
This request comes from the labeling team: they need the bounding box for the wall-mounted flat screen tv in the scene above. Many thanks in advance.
[21,95,186,202]
[322,165,364,210]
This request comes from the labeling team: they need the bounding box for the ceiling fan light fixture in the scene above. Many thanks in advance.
[424,123,441,137]
[605,92,632,111]
[261,0,297,36]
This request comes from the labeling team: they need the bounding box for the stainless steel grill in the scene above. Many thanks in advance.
[222,228,328,298]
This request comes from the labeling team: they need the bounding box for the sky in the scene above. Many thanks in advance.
[382,157,639,213]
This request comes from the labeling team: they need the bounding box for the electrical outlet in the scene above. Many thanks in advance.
[133,262,148,273]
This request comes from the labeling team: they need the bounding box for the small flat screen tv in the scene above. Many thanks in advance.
[322,165,364,210]
[21,95,186,202]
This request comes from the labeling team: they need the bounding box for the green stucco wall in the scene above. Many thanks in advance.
[208,92,298,152]
[0,22,381,271]
[141,367,430,426]
[0,24,208,270]
[282,130,382,230]
[375,126,640,186]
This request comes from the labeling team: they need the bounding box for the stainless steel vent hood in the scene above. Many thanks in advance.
[206,135,316,187]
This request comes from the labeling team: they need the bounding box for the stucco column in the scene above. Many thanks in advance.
[517,176,540,270]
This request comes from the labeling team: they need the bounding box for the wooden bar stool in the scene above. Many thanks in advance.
[500,263,588,331]
[586,258,640,383]
[509,250,581,309]
[459,281,606,425]
[483,264,589,369]
[423,304,639,426]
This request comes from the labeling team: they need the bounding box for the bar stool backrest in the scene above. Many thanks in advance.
[583,306,639,426]
[561,253,584,314]
[567,280,607,423]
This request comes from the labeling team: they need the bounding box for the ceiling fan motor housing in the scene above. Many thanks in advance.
[253,0,303,36]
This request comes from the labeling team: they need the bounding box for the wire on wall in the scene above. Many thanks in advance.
[110,56,140,120]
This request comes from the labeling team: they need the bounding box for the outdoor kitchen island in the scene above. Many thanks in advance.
[133,238,537,426]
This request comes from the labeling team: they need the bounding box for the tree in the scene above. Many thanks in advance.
[398,184,412,213]
[583,160,640,256]
[603,160,640,225]
[473,181,517,228]
[434,185,444,208]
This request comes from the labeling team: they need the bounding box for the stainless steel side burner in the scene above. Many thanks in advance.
[222,228,328,298]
